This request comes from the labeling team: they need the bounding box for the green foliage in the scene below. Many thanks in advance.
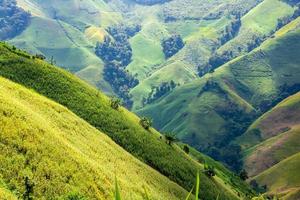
[0,43,240,200]
[143,81,177,105]
[183,145,190,154]
[64,192,86,200]
[0,0,30,40]
[161,35,184,59]
[204,164,216,178]
[239,170,249,181]
[23,176,34,200]
[139,117,152,130]
[185,171,200,200]
[164,132,178,146]
[110,96,122,110]
[95,24,141,108]
[114,177,121,200]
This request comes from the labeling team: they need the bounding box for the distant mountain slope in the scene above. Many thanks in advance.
[0,42,252,199]
[234,92,300,199]
[9,0,121,93]
[254,152,300,199]
[0,76,188,199]
[138,17,300,171]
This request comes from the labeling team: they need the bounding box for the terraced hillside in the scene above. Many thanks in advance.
[0,76,189,199]
[0,42,253,199]
[234,92,300,198]
[138,17,300,171]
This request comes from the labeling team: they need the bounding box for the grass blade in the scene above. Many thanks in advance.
[185,187,194,200]
[114,177,121,200]
[143,186,150,200]
[195,171,200,200]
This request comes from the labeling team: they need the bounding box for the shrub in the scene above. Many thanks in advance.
[164,133,178,146]
[110,96,122,110]
[139,117,152,130]
[183,145,190,154]
[204,165,216,178]
[239,169,248,181]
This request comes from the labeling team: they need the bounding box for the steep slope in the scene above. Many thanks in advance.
[126,0,262,110]
[254,152,300,199]
[238,92,300,176]
[0,42,251,199]
[0,76,188,199]
[9,0,121,93]
[6,0,261,108]
[138,17,300,170]
[235,92,300,198]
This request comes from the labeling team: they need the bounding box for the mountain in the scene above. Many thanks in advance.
[0,76,188,199]
[236,92,300,198]
[138,15,300,172]
[8,0,263,107]
[0,42,253,199]
[2,0,300,198]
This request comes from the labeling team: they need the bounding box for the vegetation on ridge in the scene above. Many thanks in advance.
[0,42,250,199]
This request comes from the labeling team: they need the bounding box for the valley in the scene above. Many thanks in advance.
[1,0,300,199]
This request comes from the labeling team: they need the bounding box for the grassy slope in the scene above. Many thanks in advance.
[0,42,247,200]
[0,178,17,200]
[178,143,253,198]
[131,0,295,111]
[12,0,121,93]
[217,0,296,56]
[235,92,300,199]
[124,0,261,110]
[0,77,189,200]
[138,17,300,154]
[253,152,300,199]
[13,0,261,110]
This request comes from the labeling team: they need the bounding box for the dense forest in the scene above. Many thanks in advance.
[0,0,30,40]
[161,35,184,58]
[95,24,141,108]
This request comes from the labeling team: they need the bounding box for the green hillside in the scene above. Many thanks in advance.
[9,0,121,93]
[0,76,189,199]
[233,92,300,199]
[0,42,252,199]
[254,152,300,199]
[9,0,263,110]
[138,16,300,171]
[128,0,263,110]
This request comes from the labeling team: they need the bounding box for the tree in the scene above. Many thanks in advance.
[164,133,178,145]
[110,96,122,110]
[139,117,152,130]
[183,145,190,154]
[162,35,184,58]
[239,169,248,181]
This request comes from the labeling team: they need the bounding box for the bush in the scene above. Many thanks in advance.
[139,117,152,130]
[239,169,248,181]
[164,133,178,146]
[110,96,122,110]
[204,165,216,178]
[183,145,190,154]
